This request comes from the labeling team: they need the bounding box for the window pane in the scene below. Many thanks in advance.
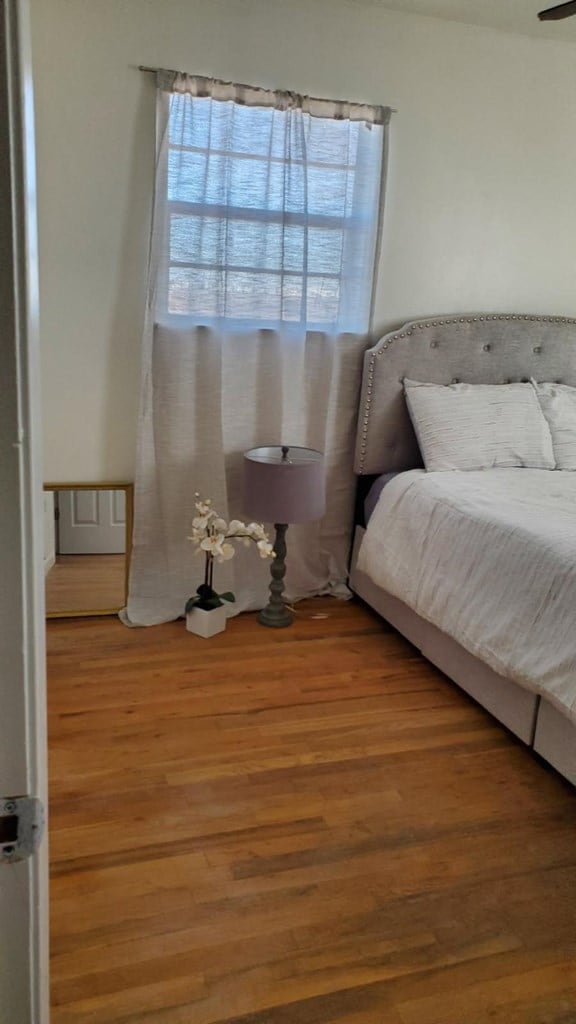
[170,215,225,266]
[308,228,344,274]
[169,266,343,325]
[230,105,278,158]
[169,267,222,317]
[170,215,346,277]
[226,271,283,320]
[307,118,359,167]
[306,276,340,324]
[168,131,357,218]
[169,95,233,152]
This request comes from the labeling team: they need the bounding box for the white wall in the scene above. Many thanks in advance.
[30,0,576,482]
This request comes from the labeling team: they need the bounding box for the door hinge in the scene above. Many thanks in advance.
[0,797,45,863]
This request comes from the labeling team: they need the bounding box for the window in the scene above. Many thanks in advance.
[160,82,388,333]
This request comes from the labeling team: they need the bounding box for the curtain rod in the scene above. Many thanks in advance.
[137,65,398,113]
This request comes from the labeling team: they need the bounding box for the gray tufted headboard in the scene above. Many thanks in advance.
[354,313,576,475]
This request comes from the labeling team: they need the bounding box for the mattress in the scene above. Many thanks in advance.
[357,469,576,724]
[364,473,399,523]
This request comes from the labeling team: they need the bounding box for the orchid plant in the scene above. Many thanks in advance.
[186,495,274,613]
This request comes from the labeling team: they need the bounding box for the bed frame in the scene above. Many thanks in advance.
[349,313,576,785]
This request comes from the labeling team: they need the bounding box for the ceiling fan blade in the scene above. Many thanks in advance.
[538,1,576,20]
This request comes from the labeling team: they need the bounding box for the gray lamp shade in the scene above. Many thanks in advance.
[243,446,326,524]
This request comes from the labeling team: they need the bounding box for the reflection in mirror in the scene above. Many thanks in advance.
[44,483,133,618]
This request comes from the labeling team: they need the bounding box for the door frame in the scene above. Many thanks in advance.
[0,0,49,1020]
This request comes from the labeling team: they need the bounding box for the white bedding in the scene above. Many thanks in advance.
[357,469,576,724]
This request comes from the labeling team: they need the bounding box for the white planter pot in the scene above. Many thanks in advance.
[186,604,227,638]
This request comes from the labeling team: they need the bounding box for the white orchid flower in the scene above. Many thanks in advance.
[194,498,212,515]
[188,498,268,570]
[218,542,235,562]
[228,519,250,535]
[199,534,238,562]
[248,522,268,541]
[192,514,212,531]
[200,534,226,557]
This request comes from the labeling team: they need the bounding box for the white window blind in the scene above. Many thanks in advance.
[157,75,390,333]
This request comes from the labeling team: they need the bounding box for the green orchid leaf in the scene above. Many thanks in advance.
[219,592,236,603]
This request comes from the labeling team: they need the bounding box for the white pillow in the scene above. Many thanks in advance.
[404,379,555,472]
[531,380,576,470]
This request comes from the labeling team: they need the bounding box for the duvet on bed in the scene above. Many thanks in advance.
[357,469,576,724]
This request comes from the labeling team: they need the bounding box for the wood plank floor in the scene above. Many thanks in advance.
[46,554,126,615]
[47,598,576,1024]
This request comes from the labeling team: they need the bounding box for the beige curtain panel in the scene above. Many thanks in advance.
[122,72,390,625]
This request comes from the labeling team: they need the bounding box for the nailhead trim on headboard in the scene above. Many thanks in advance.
[356,314,576,473]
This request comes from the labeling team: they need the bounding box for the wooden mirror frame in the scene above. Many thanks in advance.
[43,482,134,619]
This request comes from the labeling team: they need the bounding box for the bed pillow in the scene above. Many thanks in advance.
[404,379,555,472]
[531,380,576,470]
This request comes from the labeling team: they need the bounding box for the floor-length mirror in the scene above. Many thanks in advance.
[44,483,133,617]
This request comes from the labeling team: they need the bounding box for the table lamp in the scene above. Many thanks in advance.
[243,445,326,627]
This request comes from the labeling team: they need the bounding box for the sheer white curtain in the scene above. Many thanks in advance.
[123,72,390,626]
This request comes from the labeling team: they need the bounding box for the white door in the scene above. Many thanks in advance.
[58,488,126,554]
[0,2,49,1022]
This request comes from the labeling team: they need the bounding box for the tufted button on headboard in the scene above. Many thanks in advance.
[354,313,576,475]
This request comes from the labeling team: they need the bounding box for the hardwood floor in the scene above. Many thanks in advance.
[46,554,126,615]
[47,598,576,1024]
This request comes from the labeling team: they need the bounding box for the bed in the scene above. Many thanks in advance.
[349,313,576,785]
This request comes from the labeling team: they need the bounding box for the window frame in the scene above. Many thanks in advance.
[162,94,383,332]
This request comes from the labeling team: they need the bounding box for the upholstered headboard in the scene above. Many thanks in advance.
[354,313,576,475]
